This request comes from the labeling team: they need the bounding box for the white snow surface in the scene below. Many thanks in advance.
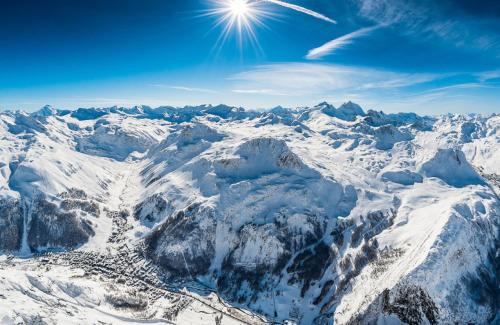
[0,104,498,324]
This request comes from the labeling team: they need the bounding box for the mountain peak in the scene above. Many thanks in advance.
[317,101,365,121]
[339,101,364,114]
[31,105,57,117]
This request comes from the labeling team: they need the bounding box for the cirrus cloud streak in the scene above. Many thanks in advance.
[262,0,337,24]
[307,26,379,59]
[231,62,439,95]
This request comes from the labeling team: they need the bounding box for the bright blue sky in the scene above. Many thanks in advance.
[1,0,499,114]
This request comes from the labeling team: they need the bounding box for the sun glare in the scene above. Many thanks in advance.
[203,0,274,53]
[230,0,250,17]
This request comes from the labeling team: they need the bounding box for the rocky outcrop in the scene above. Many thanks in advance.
[145,203,216,277]
[0,189,100,254]
[28,197,95,251]
[0,198,23,252]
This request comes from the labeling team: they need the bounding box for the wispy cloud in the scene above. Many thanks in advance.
[151,84,218,94]
[306,26,378,60]
[232,88,288,96]
[263,0,337,24]
[422,83,499,93]
[355,0,500,51]
[477,70,500,83]
[231,62,439,95]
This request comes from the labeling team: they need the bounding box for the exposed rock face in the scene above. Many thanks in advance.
[145,203,216,277]
[133,193,172,227]
[218,213,328,302]
[0,199,23,252]
[382,285,439,325]
[0,185,103,253]
[27,198,95,251]
[287,241,336,297]
[0,193,98,253]
[349,284,440,325]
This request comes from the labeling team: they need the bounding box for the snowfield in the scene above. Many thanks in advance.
[0,103,498,324]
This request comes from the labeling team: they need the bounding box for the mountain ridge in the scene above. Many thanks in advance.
[0,101,498,324]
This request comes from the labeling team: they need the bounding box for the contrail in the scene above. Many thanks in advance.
[307,26,378,59]
[262,0,337,24]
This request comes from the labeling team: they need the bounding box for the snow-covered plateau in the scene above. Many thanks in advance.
[0,102,498,325]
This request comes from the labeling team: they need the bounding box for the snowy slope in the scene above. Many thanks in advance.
[0,104,498,324]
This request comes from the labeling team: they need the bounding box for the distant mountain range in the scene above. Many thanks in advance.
[0,102,498,324]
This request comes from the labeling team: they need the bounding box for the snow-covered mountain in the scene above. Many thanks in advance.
[0,102,498,324]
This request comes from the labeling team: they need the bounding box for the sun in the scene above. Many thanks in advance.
[202,0,274,52]
[226,0,255,36]
[229,0,250,17]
